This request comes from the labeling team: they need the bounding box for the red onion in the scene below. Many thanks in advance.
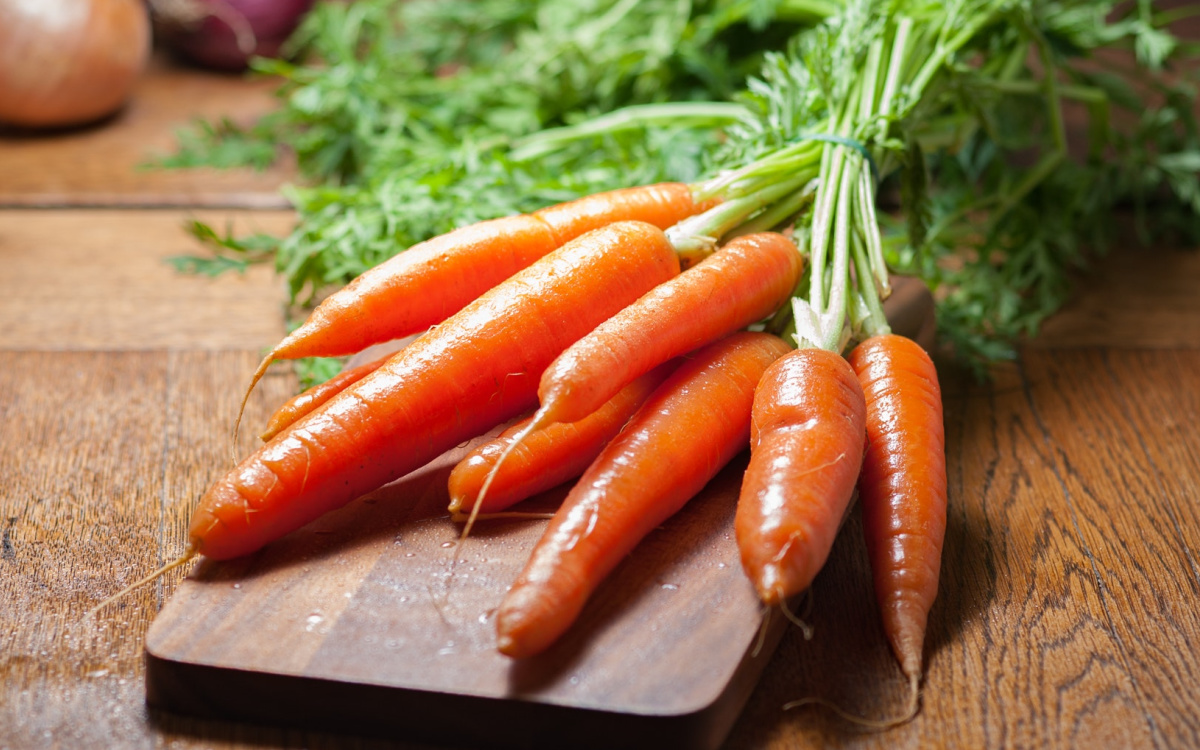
[0,0,151,128]
[151,0,315,71]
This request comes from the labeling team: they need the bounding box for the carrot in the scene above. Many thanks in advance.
[530,231,803,430]
[258,354,388,442]
[190,221,680,561]
[531,183,715,242]
[734,347,866,607]
[280,183,704,361]
[496,332,792,658]
[846,333,946,687]
[234,183,708,434]
[447,362,677,521]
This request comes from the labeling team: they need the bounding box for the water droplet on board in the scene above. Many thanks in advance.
[305,613,324,632]
[232,583,241,589]
[661,583,679,591]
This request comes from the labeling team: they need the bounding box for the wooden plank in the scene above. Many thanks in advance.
[0,55,292,209]
[0,349,337,749]
[1031,246,1200,350]
[1015,349,1200,747]
[0,351,169,749]
[0,209,291,351]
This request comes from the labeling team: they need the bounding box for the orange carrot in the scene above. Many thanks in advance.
[734,347,866,606]
[531,183,715,242]
[237,183,707,408]
[284,183,705,361]
[190,222,680,561]
[447,362,677,521]
[496,332,792,658]
[530,231,803,430]
[847,334,946,686]
[258,354,389,442]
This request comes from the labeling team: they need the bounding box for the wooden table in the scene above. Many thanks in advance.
[2,53,1199,750]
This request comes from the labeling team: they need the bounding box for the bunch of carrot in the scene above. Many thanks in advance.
[122,163,945,728]
[117,0,1034,727]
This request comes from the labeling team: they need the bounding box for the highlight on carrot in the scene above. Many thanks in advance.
[733,347,867,607]
[847,333,946,707]
[495,331,792,659]
[191,221,681,561]
[259,353,389,442]
[447,362,677,522]
[232,183,710,442]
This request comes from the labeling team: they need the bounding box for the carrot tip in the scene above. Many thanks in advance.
[232,353,276,461]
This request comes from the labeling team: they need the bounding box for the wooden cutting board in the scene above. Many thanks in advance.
[144,278,935,750]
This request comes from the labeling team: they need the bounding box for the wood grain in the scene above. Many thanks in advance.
[0,350,294,749]
[1031,247,1200,350]
[0,209,291,350]
[0,55,293,208]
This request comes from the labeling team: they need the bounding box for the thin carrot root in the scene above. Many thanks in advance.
[456,417,545,544]
[782,671,921,730]
[232,353,274,461]
[448,510,556,523]
[751,606,776,658]
[446,418,547,595]
[84,545,198,620]
[779,592,814,640]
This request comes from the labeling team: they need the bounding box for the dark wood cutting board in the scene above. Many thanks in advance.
[145,278,935,750]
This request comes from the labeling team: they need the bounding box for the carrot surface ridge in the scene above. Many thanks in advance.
[734,347,867,606]
[190,222,680,561]
[847,333,946,680]
[496,331,792,659]
[533,231,803,428]
[447,362,677,520]
[259,354,389,442]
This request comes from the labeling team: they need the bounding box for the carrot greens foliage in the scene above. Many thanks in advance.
[164,0,1199,375]
[691,0,1200,367]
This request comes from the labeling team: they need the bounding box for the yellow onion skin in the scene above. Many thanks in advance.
[0,0,151,128]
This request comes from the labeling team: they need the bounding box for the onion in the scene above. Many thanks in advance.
[0,0,151,128]
[150,0,315,71]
